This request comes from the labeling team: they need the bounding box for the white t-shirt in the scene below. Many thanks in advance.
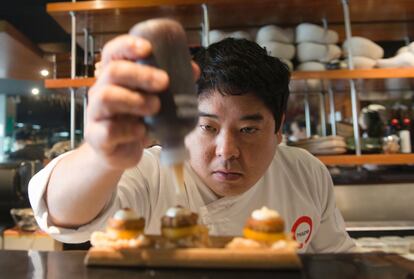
[29,145,355,253]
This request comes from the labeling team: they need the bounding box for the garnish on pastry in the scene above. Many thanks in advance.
[159,205,210,248]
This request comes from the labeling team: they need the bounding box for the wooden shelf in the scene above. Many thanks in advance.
[317,154,414,166]
[44,68,414,88]
[47,0,414,51]
[45,77,95,88]
[292,68,414,80]
[46,0,414,25]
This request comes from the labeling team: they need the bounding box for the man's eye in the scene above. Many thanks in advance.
[200,125,217,133]
[240,127,258,134]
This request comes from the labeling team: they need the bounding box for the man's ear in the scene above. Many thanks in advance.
[277,114,285,143]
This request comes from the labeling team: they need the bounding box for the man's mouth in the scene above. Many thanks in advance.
[212,170,242,181]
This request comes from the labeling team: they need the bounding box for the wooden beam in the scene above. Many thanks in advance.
[45,78,96,88]
[292,68,414,80]
[47,0,244,12]
[317,154,414,166]
[44,68,414,88]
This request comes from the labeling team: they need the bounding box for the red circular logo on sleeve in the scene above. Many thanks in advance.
[291,216,313,249]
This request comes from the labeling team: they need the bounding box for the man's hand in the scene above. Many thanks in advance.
[86,34,200,171]
[86,35,169,170]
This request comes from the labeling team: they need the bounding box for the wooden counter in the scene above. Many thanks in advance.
[1,250,413,279]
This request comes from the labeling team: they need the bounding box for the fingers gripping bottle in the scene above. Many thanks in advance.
[129,19,198,194]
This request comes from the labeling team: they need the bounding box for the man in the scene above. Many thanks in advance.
[29,36,354,253]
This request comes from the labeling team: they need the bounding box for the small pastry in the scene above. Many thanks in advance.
[226,207,298,251]
[161,206,198,239]
[160,206,210,248]
[243,206,286,244]
[90,208,152,249]
[106,208,145,240]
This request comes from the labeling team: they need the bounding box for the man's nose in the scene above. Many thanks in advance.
[215,130,240,160]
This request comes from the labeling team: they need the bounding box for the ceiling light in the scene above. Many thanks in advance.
[31,88,40,95]
[40,69,49,77]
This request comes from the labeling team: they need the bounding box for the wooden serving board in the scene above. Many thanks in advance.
[85,247,301,269]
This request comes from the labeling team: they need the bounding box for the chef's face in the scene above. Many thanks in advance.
[185,92,278,197]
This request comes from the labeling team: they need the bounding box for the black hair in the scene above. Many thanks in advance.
[193,38,290,132]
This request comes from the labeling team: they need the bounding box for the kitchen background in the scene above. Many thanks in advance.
[0,0,414,252]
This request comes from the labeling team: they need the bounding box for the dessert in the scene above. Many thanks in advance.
[226,206,298,250]
[243,206,285,244]
[86,206,300,269]
[106,208,145,240]
[90,208,152,249]
[160,205,210,248]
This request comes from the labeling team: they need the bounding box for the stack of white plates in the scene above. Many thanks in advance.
[288,135,347,155]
